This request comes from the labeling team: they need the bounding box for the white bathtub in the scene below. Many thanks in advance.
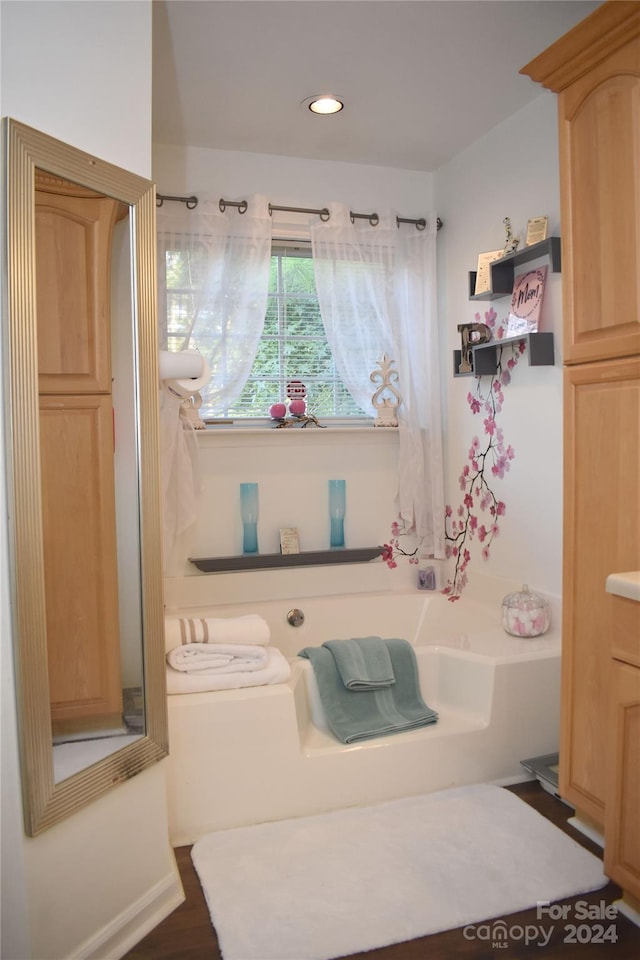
[164,589,561,845]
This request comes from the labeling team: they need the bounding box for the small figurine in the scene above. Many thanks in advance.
[502,217,520,256]
[456,323,491,374]
[180,392,206,429]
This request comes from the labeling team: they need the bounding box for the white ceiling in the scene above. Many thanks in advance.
[153,0,601,172]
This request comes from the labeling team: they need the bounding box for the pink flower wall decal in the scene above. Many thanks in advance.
[443,310,525,600]
[382,519,421,568]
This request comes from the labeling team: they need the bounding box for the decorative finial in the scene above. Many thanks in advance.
[370,354,401,427]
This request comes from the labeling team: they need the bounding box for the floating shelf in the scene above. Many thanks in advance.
[468,237,561,301]
[189,546,384,573]
[453,332,555,378]
[468,272,512,301]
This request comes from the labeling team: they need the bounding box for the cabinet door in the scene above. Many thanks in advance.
[558,31,640,364]
[561,358,640,823]
[611,593,640,668]
[35,185,120,394]
[39,394,122,730]
[605,658,640,900]
[521,4,640,364]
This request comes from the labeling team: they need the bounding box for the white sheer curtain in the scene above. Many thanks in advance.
[156,195,272,567]
[157,194,272,413]
[311,203,445,557]
[158,389,200,570]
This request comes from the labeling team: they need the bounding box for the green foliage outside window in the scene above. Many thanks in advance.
[163,244,366,419]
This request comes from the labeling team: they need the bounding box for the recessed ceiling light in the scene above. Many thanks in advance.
[303,95,344,115]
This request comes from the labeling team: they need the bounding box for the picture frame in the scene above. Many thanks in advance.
[525,216,549,246]
[279,527,300,555]
[507,266,548,336]
[474,249,503,295]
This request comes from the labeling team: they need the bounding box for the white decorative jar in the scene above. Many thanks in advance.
[501,584,550,638]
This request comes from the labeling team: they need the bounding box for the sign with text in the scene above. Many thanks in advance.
[507,266,548,336]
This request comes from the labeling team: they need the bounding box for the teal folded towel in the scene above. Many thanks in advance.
[322,636,396,690]
[298,638,438,744]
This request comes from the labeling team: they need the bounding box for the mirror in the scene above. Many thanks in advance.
[3,119,168,835]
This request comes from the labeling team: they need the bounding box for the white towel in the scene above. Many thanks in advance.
[166,647,291,694]
[167,643,268,674]
[164,614,271,649]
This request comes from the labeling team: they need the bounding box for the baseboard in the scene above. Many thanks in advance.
[490,772,533,787]
[615,897,640,929]
[69,863,185,960]
[567,815,604,849]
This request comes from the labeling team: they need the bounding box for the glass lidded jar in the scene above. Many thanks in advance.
[501,584,550,638]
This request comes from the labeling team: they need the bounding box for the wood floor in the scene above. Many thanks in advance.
[124,781,640,960]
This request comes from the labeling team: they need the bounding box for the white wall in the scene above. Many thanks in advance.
[0,3,182,958]
[165,429,426,601]
[154,110,564,606]
[154,143,437,594]
[153,142,433,221]
[1,0,151,176]
[435,92,564,600]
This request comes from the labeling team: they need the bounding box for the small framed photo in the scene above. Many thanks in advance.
[279,528,300,555]
[474,249,503,295]
[525,216,549,246]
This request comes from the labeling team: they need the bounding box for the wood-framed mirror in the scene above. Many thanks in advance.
[2,119,168,836]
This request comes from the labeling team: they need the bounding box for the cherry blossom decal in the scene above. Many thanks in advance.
[381,519,421,569]
[443,307,524,601]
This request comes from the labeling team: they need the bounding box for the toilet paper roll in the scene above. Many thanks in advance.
[159,350,204,381]
[163,355,212,399]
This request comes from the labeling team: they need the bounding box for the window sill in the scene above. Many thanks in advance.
[202,416,375,429]
[195,422,399,447]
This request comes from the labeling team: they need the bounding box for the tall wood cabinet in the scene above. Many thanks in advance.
[522,0,640,907]
[35,171,126,733]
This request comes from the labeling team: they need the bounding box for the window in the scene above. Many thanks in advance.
[161,239,366,420]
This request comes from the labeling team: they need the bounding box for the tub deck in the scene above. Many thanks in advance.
[164,590,561,845]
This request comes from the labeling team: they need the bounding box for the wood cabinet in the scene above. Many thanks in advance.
[611,593,640,669]
[605,653,640,901]
[522,3,640,366]
[561,358,639,822]
[35,172,124,394]
[522,0,640,908]
[39,395,121,728]
[35,172,125,732]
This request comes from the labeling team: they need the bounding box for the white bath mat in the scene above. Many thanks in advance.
[191,783,607,960]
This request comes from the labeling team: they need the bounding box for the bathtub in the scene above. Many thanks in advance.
[163,588,561,845]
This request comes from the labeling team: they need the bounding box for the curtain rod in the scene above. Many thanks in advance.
[156,193,198,210]
[156,193,442,231]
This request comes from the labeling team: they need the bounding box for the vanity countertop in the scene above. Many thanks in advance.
[606,571,640,603]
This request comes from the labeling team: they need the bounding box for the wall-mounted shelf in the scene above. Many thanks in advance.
[189,546,384,573]
[453,331,555,378]
[468,237,561,301]
[456,235,560,377]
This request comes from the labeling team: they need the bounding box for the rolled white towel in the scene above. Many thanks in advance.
[166,647,291,694]
[164,614,271,649]
[167,643,268,674]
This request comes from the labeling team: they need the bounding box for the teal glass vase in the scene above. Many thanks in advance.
[240,483,259,554]
[328,479,346,549]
